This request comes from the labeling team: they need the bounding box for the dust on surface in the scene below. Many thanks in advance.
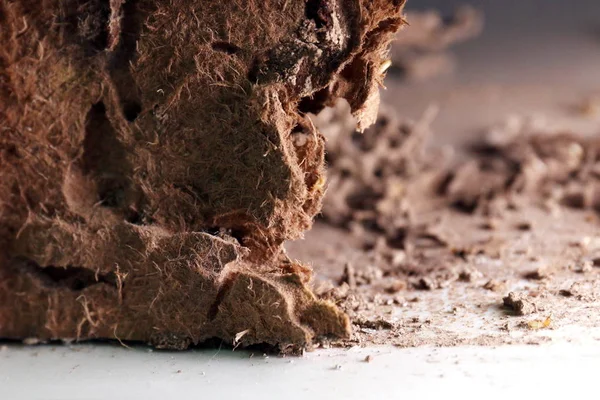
[287,83,600,349]
[284,4,600,350]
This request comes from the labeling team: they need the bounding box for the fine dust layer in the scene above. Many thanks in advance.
[287,98,600,348]
[0,0,405,351]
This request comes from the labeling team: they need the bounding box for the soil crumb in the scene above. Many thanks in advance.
[503,292,538,316]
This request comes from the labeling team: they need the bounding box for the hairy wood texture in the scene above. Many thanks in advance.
[0,0,405,351]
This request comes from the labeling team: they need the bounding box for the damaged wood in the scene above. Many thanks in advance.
[0,0,406,351]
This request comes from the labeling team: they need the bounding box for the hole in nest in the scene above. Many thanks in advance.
[16,258,118,292]
[207,273,238,321]
[126,211,143,224]
[247,54,266,83]
[205,227,222,236]
[82,101,134,210]
[291,124,306,134]
[298,88,330,115]
[204,226,249,247]
[109,0,144,125]
[211,41,241,55]
[98,186,127,207]
[230,227,250,246]
[125,208,151,225]
[119,0,140,58]
[305,0,329,29]
[123,101,142,121]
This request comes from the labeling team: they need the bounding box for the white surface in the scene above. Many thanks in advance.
[1,343,598,399]
[3,3,599,399]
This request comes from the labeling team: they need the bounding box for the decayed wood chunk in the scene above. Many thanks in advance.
[0,0,405,351]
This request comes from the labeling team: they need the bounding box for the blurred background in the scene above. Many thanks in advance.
[381,0,600,147]
[405,0,600,85]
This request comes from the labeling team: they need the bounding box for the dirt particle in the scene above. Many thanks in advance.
[575,261,593,274]
[458,267,483,282]
[412,270,459,290]
[385,279,407,293]
[480,218,499,230]
[330,283,351,300]
[339,263,357,289]
[503,292,538,316]
[524,267,550,281]
[516,221,533,231]
[354,317,395,330]
[559,282,597,301]
[483,279,507,293]
[354,266,385,286]
[414,277,434,290]
[571,237,592,248]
